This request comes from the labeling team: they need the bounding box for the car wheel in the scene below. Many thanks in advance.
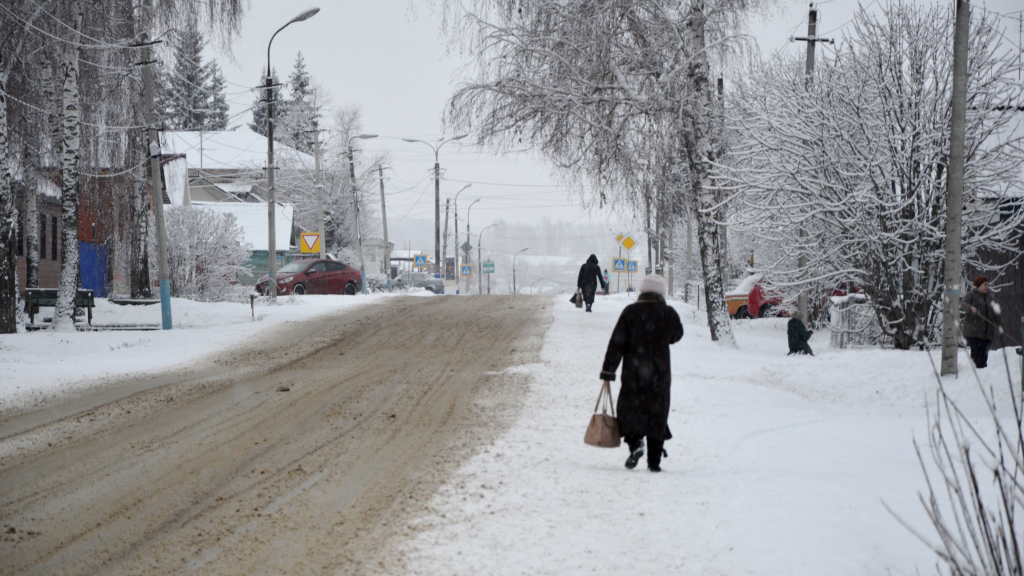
[759,304,774,318]
[344,282,357,296]
[736,305,751,319]
[293,283,306,296]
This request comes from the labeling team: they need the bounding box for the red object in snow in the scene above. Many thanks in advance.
[748,282,784,318]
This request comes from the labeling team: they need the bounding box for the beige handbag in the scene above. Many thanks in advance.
[574,288,584,308]
[584,380,620,448]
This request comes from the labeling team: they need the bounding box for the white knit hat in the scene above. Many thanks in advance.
[638,274,667,297]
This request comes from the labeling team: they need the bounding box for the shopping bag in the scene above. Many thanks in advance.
[574,288,584,308]
[584,380,620,448]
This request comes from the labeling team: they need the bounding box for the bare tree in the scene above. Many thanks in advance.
[718,3,1024,349]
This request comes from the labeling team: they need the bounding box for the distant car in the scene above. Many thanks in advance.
[255,258,362,296]
[393,272,444,294]
[726,273,788,319]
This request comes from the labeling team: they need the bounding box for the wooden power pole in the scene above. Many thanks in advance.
[941,0,971,376]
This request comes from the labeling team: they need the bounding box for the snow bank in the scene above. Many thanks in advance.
[0,294,393,411]
[725,273,762,296]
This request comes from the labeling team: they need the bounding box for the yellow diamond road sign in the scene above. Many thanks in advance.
[618,234,637,252]
[300,232,321,254]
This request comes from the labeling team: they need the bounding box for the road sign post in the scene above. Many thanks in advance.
[414,254,428,270]
[461,264,474,279]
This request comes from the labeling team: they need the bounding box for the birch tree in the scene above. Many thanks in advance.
[718,2,1024,349]
[435,0,767,343]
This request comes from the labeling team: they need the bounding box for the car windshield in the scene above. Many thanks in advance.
[277,261,308,274]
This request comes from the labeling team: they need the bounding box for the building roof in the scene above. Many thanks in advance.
[160,128,315,173]
[192,201,294,252]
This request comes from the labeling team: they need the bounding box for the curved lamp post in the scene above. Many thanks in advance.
[453,183,471,292]
[513,247,529,294]
[265,7,319,301]
[478,222,497,295]
[530,277,546,295]
[402,134,468,277]
[347,133,378,294]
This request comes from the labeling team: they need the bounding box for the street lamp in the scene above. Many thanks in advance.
[530,277,546,295]
[465,198,480,294]
[513,247,530,295]
[402,134,468,278]
[478,222,497,295]
[452,183,471,293]
[348,133,379,294]
[265,7,320,301]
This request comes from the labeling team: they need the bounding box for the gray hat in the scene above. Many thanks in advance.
[639,274,667,297]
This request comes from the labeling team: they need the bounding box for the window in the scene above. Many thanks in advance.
[326,262,347,272]
[307,262,327,274]
[51,216,58,260]
[16,210,23,256]
[40,217,46,259]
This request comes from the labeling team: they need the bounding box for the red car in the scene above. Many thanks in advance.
[255,258,363,296]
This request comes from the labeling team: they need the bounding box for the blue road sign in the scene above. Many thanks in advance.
[414,254,428,269]
[626,260,638,273]
[461,264,473,278]
[613,258,626,272]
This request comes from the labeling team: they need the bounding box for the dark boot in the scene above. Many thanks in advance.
[586,303,592,312]
[624,436,644,469]
[647,437,665,472]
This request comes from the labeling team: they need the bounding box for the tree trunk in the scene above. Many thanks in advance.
[0,54,17,334]
[130,161,151,298]
[684,1,735,346]
[26,174,39,288]
[53,1,83,332]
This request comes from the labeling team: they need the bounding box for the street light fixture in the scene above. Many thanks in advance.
[478,222,497,295]
[513,247,530,295]
[530,277,546,295]
[464,198,481,294]
[264,7,320,301]
[348,133,379,294]
[452,183,471,293]
[402,134,468,278]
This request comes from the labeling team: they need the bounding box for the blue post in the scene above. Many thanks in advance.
[160,279,172,330]
[360,268,368,294]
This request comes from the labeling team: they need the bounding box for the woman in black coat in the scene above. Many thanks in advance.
[960,275,1001,368]
[599,274,683,472]
[577,254,607,312]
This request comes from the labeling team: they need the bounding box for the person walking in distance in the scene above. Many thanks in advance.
[577,254,608,312]
[603,269,610,295]
[600,274,683,472]
[960,275,1001,369]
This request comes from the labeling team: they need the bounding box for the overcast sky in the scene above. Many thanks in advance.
[210,0,1024,247]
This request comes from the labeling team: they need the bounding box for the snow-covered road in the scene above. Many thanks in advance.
[379,293,1021,575]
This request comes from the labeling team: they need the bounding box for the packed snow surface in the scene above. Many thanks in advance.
[392,293,1022,575]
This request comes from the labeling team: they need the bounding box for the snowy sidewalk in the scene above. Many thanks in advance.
[393,294,1020,575]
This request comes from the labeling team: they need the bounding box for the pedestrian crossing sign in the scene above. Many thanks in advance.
[414,254,428,269]
[300,232,320,254]
[461,264,473,278]
[613,258,626,272]
[627,260,639,273]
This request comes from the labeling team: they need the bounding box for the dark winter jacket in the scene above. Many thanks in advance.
[577,254,607,305]
[600,292,684,441]
[787,318,813,353]
[960,289,1000,341]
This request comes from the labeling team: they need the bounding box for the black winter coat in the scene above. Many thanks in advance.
[600,293,684,441]
[960,289,1000,341]
[577,254,607,305]
[787,319,812,352]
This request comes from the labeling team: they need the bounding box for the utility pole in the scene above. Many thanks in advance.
[793,3,831,320]
[454,196,459,293]
[264,71,278,301]
[378,164,391,290]
[442,198,450,282]
[312,120,324,259]
[434,160,441,277]
[348,147,368,294]
[139,33,172,329]
[941,0,971,376]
